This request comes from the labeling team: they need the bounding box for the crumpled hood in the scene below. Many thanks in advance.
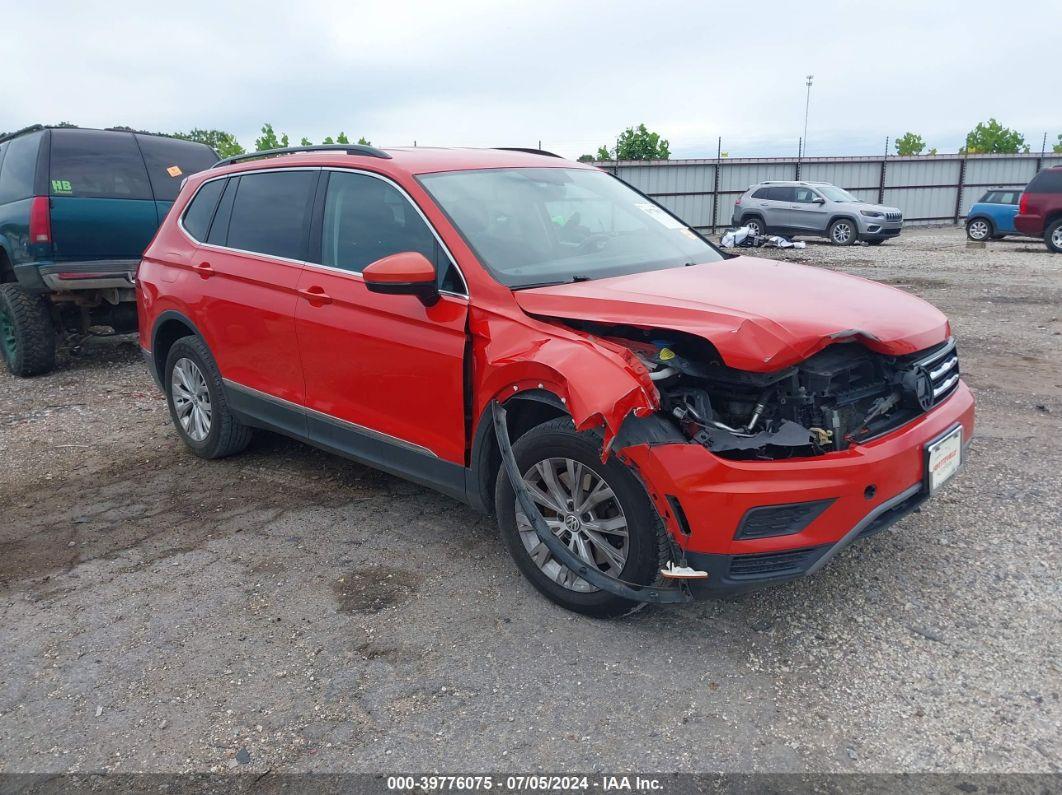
[513,256,949,372]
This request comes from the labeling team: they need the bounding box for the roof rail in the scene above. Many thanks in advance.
[213,143,392,168]
[0,124,45,144]
[494,147,563,159]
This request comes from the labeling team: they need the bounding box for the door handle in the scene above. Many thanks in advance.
[298,285,332,304]
[194,261,214,278]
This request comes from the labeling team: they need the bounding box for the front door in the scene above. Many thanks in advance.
[294,169,469,498]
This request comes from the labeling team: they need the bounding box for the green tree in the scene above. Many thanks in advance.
[255,123,289,151]
[1053,133,1062,154]
[596,124,670,161]
[577,154,595,163]
[172,128,245,158]
[963,118,1029,154]
[894,132,926,156]
[299,137,313,146]
[356,136,371,146]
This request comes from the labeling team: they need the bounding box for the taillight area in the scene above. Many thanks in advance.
[29,196,52,244]
[1019,193,1029,215]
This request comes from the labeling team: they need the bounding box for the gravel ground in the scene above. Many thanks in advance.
[0,227,1059,775]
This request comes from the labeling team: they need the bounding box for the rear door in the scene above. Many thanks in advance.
[293,169,468,495]
[47,129,158,263]
[189,169,319,415]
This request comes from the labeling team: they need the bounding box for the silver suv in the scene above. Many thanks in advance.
[731,181,903,246]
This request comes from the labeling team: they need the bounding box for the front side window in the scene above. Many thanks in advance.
[226,170,317,261]
[49,129,152,200]
[793,187,819,203]
[320,171,463,292]
[418,167,722,288]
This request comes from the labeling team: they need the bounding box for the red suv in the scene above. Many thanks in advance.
[1014,165,1062,253]
[137,145,974,617]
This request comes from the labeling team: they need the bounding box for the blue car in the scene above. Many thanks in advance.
[965,189,1022,241]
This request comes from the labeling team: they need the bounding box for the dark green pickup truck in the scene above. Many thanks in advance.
[0,126,216,376]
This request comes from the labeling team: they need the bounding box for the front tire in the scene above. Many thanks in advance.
[495,417,668,618]
[966,217,992,241]
[1046,218,1062,254]
[828,218,857,246]
[0,283,55,377]
[164,336,252,459]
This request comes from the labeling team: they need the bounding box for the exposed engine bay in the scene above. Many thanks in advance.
[575,323,960,459]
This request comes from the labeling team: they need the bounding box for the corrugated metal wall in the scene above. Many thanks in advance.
[602,153,1061,231]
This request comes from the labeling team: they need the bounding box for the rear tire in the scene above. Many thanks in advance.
[1046,218,1062,254]
[0,284,56,377]
[164,336,252,459]
[966,217,992,241]
[828,218,857,246]
[495,417,668,619]
[741,216,766,236]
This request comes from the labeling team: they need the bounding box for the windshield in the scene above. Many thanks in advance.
[418,167,723,288]
[817,185,859,202]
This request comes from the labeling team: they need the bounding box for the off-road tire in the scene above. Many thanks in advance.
[828,218,857,246]
[495,417,669,619]
[164,336,252,459]
[0,283,56,377]
[1046,218,1062,254]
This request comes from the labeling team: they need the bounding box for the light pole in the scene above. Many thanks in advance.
[802,74,814,158]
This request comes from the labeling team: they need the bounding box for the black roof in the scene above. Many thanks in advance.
[0,124,212,146]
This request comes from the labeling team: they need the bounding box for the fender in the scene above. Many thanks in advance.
[491,400,691,604]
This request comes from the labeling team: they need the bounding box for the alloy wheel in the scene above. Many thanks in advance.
[515,457,630,592]
[968,219,990,240]
[171,357,212,441]
[1053,226,1062,250]
[832,222,853,244]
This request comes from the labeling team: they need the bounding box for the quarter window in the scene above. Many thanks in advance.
[320,171,463,292]
[226,171,318,261]
[0,132,43,204]
[181,179,225,241]
[136,135,218,202]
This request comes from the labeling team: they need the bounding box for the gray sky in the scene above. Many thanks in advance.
[10,0,1060,159]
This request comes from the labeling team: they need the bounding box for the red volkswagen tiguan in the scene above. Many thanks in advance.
[137,145,973,617]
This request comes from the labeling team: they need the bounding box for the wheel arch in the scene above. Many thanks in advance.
[468,389,571,514]
[0,245,15,284]
[151,310,205,386]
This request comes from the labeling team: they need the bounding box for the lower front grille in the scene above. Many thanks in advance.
[735,499,834,540]
[728,546,828,581]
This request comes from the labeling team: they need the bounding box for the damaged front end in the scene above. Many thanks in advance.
[582,324,961,459]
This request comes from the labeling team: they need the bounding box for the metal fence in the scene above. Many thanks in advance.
[599,152,1062,232]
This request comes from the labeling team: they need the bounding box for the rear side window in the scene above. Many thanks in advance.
[207,178,238,246]
[181,179,226,241]
[769,186,795,201]
[226,170,317,260]
[136,135,218,202]
[0,132,43,204]
[1026,169,1062,194]
[49,129,152,200]
[751,187,771,199]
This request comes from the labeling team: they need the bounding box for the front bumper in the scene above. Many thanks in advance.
[622,380,975,594]
[859,221,902,240]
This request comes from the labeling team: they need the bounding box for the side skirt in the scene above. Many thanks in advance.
[223,380,468,504]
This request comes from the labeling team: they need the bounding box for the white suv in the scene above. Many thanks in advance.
[732,181,903,246]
